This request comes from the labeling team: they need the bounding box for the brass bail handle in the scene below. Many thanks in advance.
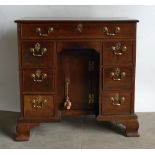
[112,42,127,56]
[103,26,120,36]
[31,69,47,82]
[32,96,47,109]
[110,93,125,106]
[36,27,54,37]
[64,77,72,110]
[30,43,47,57]
[111,67,126,81]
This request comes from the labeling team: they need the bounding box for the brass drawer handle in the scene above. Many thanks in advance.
[111,67,126,81]
[36,27,54,37]
[30,43,47,57]
[32,96,47,109]
[112,42,127,56]
[31,69,47,82]
[103,26,120,36]
[77,23,83,32]
[110,93,125,106]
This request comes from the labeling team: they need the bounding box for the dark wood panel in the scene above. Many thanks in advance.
[56,41,102,54]
[57,49,98,110]
[56,41,101,113]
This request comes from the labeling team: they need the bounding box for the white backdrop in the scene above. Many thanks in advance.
[0,5,155,112]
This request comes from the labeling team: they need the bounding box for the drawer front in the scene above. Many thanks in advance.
[101,92,131,114]
[101,23,135,38]
[22,69,54,92]
[23,95,54,118]
[58,23,135,38]
[21,23,58,39]
[103,67,132,90]
[21,41,54,67]
[103,41,133,65]
[57,23,101,38]
[21,23,135,39]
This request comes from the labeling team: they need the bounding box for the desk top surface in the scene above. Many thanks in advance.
[15,17,139,23]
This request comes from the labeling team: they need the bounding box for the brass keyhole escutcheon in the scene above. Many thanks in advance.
[77,23,83,33]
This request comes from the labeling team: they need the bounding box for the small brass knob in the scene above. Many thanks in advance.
[48,27,54,33]
[115,27,121,34]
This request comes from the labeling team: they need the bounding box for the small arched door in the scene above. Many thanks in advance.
[56,41,101,115]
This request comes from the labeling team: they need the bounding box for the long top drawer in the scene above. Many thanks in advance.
[19,22,136,39]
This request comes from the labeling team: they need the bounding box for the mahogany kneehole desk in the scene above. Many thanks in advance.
[15,18,139,141]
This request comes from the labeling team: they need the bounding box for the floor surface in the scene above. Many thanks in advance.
[0,111,155,149]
